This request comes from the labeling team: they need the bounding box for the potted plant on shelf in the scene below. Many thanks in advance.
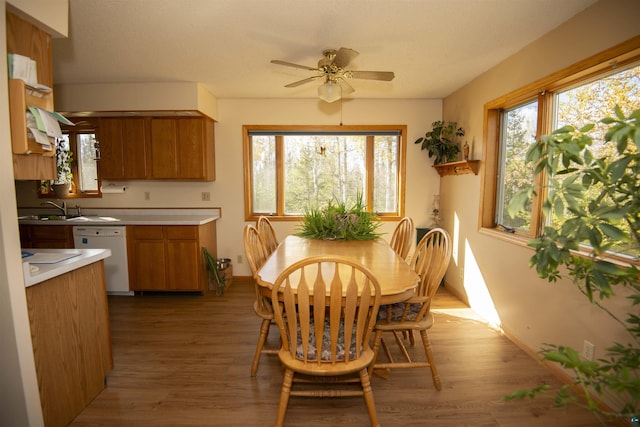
[51,142,73,197]
[414,120,465,165]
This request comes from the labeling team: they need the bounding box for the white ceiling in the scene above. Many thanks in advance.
[52,0,597,101]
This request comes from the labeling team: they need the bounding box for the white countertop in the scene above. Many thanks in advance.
[23,248,111,287]
[17,208,221,226]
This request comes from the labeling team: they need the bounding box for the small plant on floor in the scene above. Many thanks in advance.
[202,247,228,296]
[504,106,640,423]
[296,193,382,241]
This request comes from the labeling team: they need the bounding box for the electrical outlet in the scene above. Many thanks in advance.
[459,268,464,279]
[201,191,211,201]
[582,340,595,361]
[144,191,150,201]
[237,255,243,264]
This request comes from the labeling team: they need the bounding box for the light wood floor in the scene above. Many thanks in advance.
[70,279,605,427]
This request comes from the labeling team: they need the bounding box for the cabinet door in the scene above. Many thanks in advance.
[99,118,149,179]
[128,226,167,291]
[150,119,178,178]
[122,118,149,178]
[24,225,74,248]
[98,118,125,179]
[166,239,201,291]
[177,118,206,179]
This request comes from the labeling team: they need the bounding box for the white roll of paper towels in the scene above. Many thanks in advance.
[100,183,127,194]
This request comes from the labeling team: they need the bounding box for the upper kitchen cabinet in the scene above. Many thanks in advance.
[150,117,215,181]
[7,11,56,180]
[98,117,150,179]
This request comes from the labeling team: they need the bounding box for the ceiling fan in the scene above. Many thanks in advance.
[270,47,395,103]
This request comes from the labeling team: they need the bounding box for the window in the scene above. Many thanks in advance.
[39,120,101,198]
[482,38,640,259]
[243,125,407,220]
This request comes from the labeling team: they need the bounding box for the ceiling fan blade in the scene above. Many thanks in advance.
[332,47,359,68]
[338,78,355,94]
[349,70,395,81]
[284,76,321,88]
[271,59,317,71]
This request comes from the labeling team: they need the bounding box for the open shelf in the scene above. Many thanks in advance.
[433,160,480,177]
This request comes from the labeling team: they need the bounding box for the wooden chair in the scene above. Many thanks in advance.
[243,224,277,377]
[370,228,452,391]
[271,256,382,427]
[256,216,279,255]
[389,216,414,261]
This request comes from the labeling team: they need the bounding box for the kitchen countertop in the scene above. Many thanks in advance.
[17,208,221,226]
[22,248,111,287]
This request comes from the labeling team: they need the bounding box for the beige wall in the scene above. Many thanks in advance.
[440,0,640,386]
[16,97,443,276]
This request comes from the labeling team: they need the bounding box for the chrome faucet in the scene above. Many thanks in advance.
[42,201,67,216]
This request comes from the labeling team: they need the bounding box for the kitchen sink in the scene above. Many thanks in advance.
[66,215,119,222]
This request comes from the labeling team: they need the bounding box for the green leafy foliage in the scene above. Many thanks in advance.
[53,142,73,185]
[202,247,228,295]
[295,195,382,241]
[414,120,465,165]
[506,107,640,421]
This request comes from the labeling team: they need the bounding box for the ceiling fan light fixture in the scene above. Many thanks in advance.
[318,80,342,103]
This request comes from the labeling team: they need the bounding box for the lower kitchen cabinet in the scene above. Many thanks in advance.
[26,261,112,427]
[127,223,216,292]
[19,224,74,248]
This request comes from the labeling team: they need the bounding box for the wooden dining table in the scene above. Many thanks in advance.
[255,235,419,304]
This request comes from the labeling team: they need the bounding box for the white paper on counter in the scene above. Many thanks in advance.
[27,252,81,264]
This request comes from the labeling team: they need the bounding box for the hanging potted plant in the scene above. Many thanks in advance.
[414,120,465,165]
[51,141,73,197]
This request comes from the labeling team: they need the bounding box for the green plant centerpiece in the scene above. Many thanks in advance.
[504,106,640,423]
[296,195,382,241]
[414,120,465,165]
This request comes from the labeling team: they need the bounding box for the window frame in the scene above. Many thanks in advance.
[242,124,407,222]
[480,37,640,259]
[38,119,102,199]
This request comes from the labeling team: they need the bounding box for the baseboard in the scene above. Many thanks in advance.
[500,325,625,425]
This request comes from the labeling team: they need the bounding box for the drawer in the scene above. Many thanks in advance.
[30,225,73,240]
[165,226,198,240]
[128,225,164,239]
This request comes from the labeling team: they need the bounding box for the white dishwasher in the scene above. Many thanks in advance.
[73,226,133,296]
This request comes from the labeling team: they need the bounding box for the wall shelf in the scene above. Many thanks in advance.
[433,160,479,177]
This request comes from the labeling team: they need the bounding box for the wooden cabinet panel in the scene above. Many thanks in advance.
[122,118,150,178]
[98,118,124,178]
[99,118,149,179]
[26,262,112,427]
[150,118,178,178]
[177,118,205,179]
[7,11,56,180]
[20,225,74,248]
[130,239,167,291]
[150,117,215,180]
[127,223,216,292]
[128,225,164,240]
[165,225,198,240]
[166,239,200,290]
[6,12,52,87]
